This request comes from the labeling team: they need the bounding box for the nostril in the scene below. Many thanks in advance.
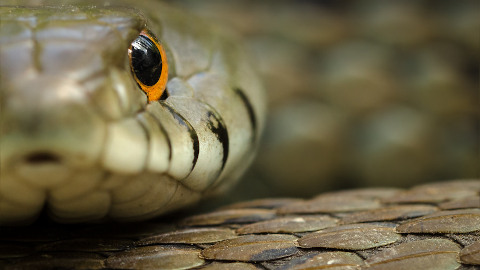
[25,152,62,164]
[16,152,70,187]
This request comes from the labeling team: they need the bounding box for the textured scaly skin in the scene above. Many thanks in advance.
[0,180,478,269]
[0,2,266,224]
[0,2,478,269]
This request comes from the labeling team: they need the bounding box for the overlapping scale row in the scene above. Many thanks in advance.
[0,180,478,269]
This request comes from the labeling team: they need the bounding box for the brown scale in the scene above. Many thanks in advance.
[0,180,478,269]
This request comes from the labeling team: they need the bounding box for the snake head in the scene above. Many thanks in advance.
[0,3,265,224]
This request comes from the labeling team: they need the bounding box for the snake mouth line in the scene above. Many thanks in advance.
[0,161,204,224]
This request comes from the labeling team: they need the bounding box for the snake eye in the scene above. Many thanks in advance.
[128,29,168,102]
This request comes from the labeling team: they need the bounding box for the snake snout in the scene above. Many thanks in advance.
[0,100,108,224]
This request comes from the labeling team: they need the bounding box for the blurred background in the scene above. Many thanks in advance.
[169,0,479,200]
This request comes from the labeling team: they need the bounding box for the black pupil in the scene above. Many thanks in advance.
[131,35,162,86]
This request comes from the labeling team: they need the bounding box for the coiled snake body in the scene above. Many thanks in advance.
[0,1,266,224]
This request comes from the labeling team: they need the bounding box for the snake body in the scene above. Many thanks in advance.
[0,1,266,224]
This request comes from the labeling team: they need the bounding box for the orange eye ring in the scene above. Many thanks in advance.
[128,29,168,102]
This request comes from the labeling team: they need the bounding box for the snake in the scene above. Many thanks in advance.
[0,0,266,224]
[0,1,479,269]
